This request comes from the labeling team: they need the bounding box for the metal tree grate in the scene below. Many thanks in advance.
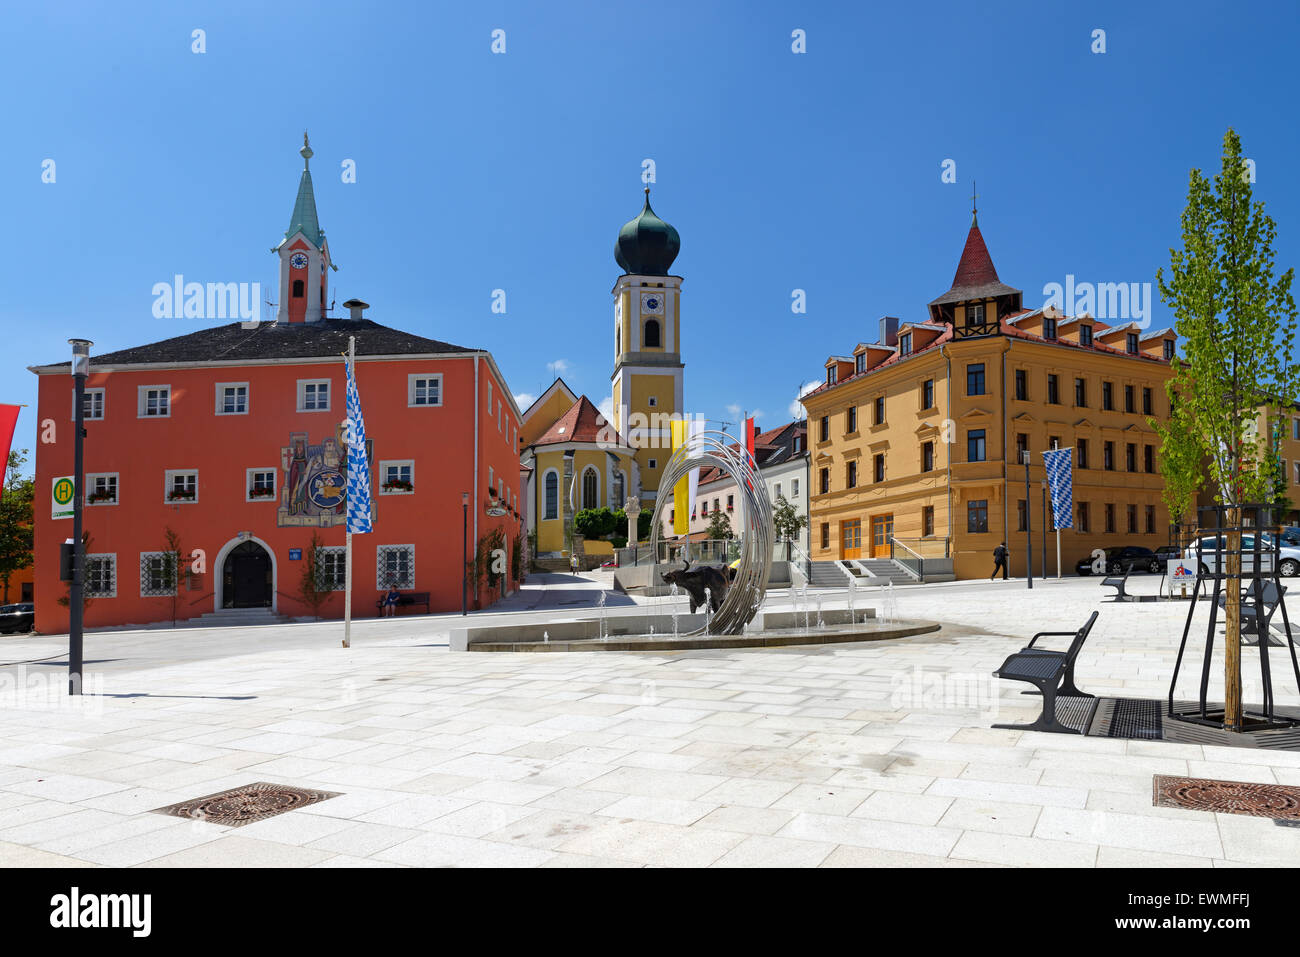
[1153,775,1300,820]
[152,782,340,827]
[1107,698,1163,739]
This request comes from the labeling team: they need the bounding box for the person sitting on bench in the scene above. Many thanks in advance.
[381,585,401,618]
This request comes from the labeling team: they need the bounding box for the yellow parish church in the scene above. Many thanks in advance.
[521,189,687,558]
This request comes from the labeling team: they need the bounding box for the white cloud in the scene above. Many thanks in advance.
[598,395,614,424]
[726,403,742,419]
[546,359,570,377]
[514,392,537,410]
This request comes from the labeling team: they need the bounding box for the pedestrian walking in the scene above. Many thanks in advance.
[991,542,1009,580]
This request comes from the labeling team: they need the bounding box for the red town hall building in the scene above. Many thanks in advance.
[29,138,523,633]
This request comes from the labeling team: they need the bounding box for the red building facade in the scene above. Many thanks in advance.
[28,142,523,633]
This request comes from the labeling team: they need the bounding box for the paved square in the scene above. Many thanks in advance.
[2,575,1299,867]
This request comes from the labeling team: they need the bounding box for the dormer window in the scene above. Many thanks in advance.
[1163,339,1175,360]
[828,366,838,385]
[855,354,865,374]
[1080,324,1093,346]
[1126,332,1139,354]
[1043,317,1058,340]
[967,303,985,326]
[899,333,912,355]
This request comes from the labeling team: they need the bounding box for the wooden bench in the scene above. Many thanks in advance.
[992,611,1099,734]
[1101,567,1133,601]
[375,591,431,616]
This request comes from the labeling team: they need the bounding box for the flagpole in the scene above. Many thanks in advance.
[343,336,355,649]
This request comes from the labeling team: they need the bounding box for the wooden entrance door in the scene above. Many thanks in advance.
[840,519,862,560]
[871,514,894,558]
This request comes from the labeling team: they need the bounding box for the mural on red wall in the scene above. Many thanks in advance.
[277,429,373,527]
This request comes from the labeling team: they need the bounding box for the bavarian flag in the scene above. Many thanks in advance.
[344,356,373,533]
[672,418,690,536]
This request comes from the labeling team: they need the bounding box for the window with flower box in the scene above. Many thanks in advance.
[380,460,415,495]
[247,468,276,502]
[86,473,118,506]
[164,470,197,503]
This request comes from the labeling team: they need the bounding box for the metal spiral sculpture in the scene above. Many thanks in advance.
[649,430,775,635]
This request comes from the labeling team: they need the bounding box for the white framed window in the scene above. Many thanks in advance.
[377,544,415,589]
[137,385,170,418]
[247,468,276,502]
[73,388,105,421]
[498,402,503,432]
[1295,460,1300,485]
[379,460,414,494]
[487,380,492,412]
[85,554,116,599]
[792,478,800,498]
[297,379,331,412]
[315,546,347,591]
[86,472,119,506]
[140,551,178,597]
[164,469,198,503]
[216,382,249,415]
[408,374,442,407]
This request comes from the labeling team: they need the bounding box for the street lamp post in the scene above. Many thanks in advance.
[68,338,92,696]
[1022,450,1033,590]
[461,492,469,616]
[1040,479,1048,581]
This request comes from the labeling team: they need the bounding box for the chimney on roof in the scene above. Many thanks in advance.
[342,298,369,320]
[879,316,900,347]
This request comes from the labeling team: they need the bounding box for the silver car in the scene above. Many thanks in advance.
[1183,535,1300,577]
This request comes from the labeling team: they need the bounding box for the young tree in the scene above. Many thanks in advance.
[299,531,331,620]
[772,494,810,560]
[161,527,185,627]
[704,509,733,541]
[0,450,34,603]
[1155,128,1300,730]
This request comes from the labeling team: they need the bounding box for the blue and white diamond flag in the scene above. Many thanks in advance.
[1042,447,1073,530]
[344,357,373,533]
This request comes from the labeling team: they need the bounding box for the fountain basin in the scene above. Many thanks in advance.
[450,608,940,652]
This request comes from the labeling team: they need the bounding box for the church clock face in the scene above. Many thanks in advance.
[289,253,309,269]
[641,293,663,314]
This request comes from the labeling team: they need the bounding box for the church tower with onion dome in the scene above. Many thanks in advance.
[610,187,685,501]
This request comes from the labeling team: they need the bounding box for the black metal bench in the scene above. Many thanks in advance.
[1101,567,1133,601]
[992,611,1099,734]
[375,591,431,615]
[1219,581,1287,644]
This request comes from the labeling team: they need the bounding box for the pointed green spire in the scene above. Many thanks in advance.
[285,131,322,247]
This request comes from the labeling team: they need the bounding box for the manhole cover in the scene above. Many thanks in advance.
[152,782,341,827]
[1153,775,1300,820]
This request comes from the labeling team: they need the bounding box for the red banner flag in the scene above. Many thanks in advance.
[744,416,755,489]
[0,404,18,470]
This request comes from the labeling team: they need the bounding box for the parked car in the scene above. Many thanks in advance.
[1183,535,1300,577]
[1265,526,1300,548]
[1154,544,1183,562]
[0,603,34,634]
[1074,546,1161,576]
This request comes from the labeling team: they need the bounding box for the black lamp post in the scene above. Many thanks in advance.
[1022,450,1033,590]
[1040,478,1048,581]
[461,491,469,616]
[68,338,92,695]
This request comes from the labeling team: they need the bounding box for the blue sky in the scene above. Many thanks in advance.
[4,0,1299,474]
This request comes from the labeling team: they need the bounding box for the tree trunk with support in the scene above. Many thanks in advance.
[1224,509,1242,730]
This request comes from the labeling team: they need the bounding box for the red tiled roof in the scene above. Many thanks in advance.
[928,221,1022,306]
[533,395,625,446]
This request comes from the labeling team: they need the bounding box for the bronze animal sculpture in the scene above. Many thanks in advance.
[661,559,729,614]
